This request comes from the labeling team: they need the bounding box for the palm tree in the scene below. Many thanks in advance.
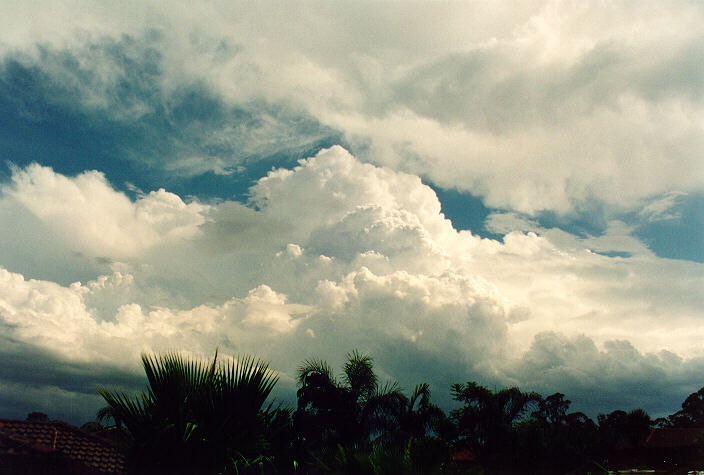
[373,382,444,447]
[378,382,452,472]
[294,350,404,452]
[451,381,541,469]
[96,350,282,474]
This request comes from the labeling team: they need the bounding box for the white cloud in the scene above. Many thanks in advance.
[1,1,703,215]
[0,147,701,417]
[5,164,209,259]
[0,266,308,366]
[485,212,540,235]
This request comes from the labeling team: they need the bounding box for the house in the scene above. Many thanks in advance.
[0,418,125,474]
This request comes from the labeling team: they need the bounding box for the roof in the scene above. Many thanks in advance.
[452,446,479,463]
[0,418,125,474]
[645,427,704,448]
[0,428,51,456]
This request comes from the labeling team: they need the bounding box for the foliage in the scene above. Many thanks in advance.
[598,408,653,448]
[89,348,704,474]
[514,393,600,472]
[294,350,404,449]
[668,387,704,427]
[96,350,283,474]
[294,350,450,473]
[450,381,541,469]
[26,411,49,422]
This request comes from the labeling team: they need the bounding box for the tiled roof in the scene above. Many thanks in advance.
[452,446,478,463]
[0,429,50,456]
[645,427,704,448]
[0,419,126,474]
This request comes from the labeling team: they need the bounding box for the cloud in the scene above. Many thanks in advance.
[0,1,702,426]
[0,147,701,420]
[506,332,704,416]
[639,191,688,222]
[485,212,540,235]
[0,265,309,367]
[0,333,144,422]
[5,163,209,259]
[0,37,340,191]
[1,1,702,216]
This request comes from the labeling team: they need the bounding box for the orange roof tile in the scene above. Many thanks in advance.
[0,419,126,474]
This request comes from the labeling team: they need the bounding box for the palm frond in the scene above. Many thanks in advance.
[297,357,336,386]
[343,350,377,398]
[96,350,280,472]
[409,383,431,411]
[95,386,151,438]
[221,354,278,410]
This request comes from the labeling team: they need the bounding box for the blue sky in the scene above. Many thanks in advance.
[0,1,702,424]
[3,58,698,260]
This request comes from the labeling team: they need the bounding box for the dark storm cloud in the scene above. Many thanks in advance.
[0,332,144,424]
[507,332,704,417]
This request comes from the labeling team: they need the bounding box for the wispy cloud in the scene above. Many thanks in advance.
[1,1,702,214]
[639,191,688,222]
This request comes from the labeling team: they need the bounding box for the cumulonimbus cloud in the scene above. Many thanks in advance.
[0,146,702,418]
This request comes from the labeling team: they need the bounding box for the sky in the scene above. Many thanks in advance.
[0,0,702,424]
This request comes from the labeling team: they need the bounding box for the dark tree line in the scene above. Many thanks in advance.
[88,350,704,474]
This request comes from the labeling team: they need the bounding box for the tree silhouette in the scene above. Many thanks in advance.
[97,350,282,474]
[598,409,652,447]
[387,383,445,445]
[451,381,541,469]
[294,351,404,454]
[515,393,600,472]
[669,387,704,427]
[533,392,570,427]
[25,412,49,422]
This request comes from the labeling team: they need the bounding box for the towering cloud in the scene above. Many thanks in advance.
[0,147,701,420]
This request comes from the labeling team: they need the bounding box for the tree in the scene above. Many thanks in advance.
[26,412,49,422]
[391,383,449,471]
[96,350,283,474]
[294,351,404,454]
[451,381,541,469]
[294,351,454,472]
[517,394,600,472]
[598,408,652,447]
[596,408,653,470]
[533,392,571,427]
[669,387,704,427]
[388,383,445,445]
